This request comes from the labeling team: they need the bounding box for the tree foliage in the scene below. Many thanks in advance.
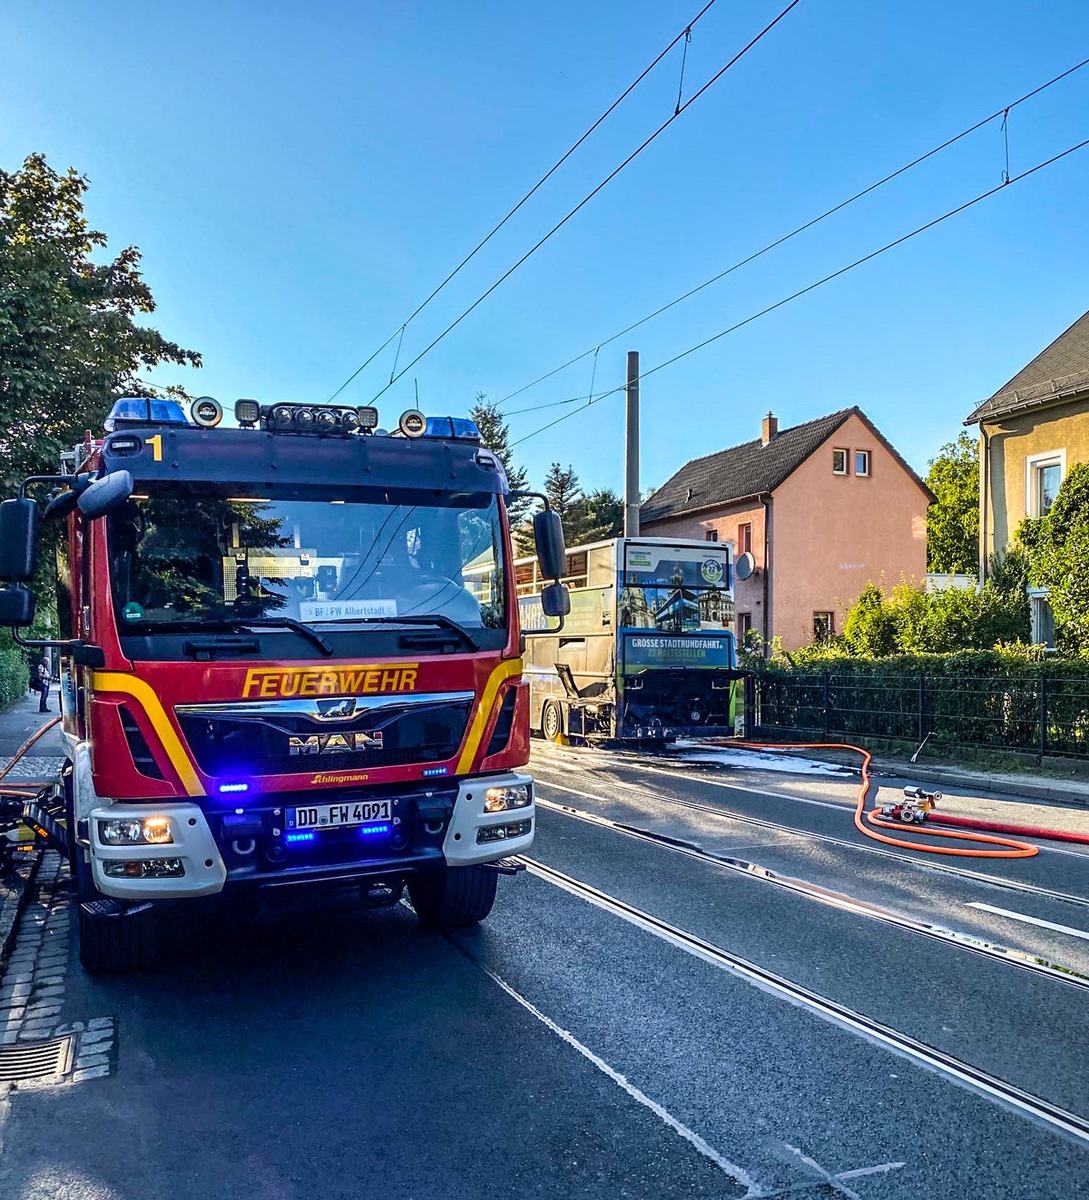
[469,392,530,525]
[1018,462,1089,654]
[925,431,979,574]
[0,153,200,489]
[539,462,623,548]
[831,578,1029,658]
[571,486,624,546]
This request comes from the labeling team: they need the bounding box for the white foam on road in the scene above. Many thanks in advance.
[670,741,852,777]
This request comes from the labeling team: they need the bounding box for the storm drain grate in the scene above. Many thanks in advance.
[0,1036,73,1082]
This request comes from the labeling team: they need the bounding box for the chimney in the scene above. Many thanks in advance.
[761,411,778,446]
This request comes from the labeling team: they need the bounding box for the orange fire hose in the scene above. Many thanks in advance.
[717,740,1041,859]
[0,717,63,834]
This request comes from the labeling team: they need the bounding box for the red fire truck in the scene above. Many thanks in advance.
[0,396,569,972]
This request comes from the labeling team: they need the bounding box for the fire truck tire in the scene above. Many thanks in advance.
[77,905,157,975]
[408,865,498,929]
[542,700,564,743]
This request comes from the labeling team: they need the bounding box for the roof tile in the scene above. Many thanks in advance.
[641,408,855,523]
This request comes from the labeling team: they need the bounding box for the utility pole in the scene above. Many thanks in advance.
[624,350,640,537]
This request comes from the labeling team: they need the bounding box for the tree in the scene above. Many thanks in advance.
[1019,463,1089,654]
[0,154,200,489]
[543,462,584,547]
[842,583,899,656]
[837,578,1027,656]
[925,432,979,574]
[469,392,530,525]
[568,486,624,546]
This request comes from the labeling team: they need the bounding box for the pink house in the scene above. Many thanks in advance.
[640,408,932,651]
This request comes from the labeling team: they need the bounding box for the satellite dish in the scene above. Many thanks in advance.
[735,551,756,581]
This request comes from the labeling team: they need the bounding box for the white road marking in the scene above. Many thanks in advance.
[780,1144,906,1199]
[967,902,1089,942]
[523,858,1089,1147]
[475,960,764,1197]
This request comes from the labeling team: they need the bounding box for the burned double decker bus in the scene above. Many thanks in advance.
[518,537,742,746]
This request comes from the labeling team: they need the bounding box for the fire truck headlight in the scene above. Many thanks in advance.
[97,816,175,845]
[141,816,174,845]
[483,784,531,813]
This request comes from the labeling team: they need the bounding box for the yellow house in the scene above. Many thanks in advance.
[965,307,1089,644]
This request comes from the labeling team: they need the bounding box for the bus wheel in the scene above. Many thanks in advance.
[542,700,564,743]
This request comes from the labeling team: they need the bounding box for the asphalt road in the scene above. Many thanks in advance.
[1,735,1087,1199]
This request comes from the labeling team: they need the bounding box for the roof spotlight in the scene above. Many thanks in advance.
[191,396,223,428]
[294,407,316,430]
[235,399,261,427]
[269,405,294,430]
[315,408,338,432]
[398,409,427,439]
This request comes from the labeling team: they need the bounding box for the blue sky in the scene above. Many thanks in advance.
[3,1,1088,494]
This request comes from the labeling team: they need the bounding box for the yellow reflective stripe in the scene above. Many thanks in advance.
[456,658,523,774]
[91,672,205,797]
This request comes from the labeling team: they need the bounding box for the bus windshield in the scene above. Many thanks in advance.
[619,542,733,633]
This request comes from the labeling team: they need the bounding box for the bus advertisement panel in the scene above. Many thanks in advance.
[618,543,733,635]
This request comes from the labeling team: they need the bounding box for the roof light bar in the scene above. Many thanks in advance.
[260,403,378,436]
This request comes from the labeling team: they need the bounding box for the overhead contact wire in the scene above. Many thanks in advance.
[326,0,722,403]
[499,55,1089,409]
[510,134,1089,447]
[367,0,805,406]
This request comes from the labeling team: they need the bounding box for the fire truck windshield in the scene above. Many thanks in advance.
[107,487,508,648]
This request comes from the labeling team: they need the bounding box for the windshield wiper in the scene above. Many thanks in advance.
[352,614,479,649]
[233,617,334,656]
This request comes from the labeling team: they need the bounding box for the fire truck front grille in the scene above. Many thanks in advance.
[176,693,473,778]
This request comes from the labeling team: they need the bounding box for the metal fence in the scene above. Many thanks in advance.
[748,670,1089,760]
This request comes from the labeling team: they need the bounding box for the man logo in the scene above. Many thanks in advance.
[288,730,384,756]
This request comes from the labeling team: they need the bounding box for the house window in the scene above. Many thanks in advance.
[855,450,871,477]
[705,529,718,542]
[738,522,752,554]
[1028,589,1055,648]
[832,448,848,475]
[813,612,834,642]
[1025,450,1065,518]
[738,612,753,642]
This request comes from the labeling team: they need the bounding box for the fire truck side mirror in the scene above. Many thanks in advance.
[0,586,36,627]
[77,470,134,519]
[532,509,566,581]
[540,582,570,619]
[0,498,40,581]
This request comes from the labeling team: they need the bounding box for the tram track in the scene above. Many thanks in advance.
[517,855,1089,1149]
[533,793,1089,990]
[530,754,1089,911]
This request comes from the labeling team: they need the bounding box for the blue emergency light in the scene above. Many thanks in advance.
[105,397,190,431]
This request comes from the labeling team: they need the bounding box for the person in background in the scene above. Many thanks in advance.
[36,658,51,713]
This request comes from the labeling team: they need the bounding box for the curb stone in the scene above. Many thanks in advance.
[0,844,45,969]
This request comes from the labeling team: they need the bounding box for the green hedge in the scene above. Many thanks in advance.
[0,632,28,707]
[751,654,1089,759]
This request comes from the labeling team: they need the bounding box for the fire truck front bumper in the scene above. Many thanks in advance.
[88,802,228,899]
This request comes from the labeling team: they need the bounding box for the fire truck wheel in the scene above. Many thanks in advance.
[407,865,498,929]
[77,904,157,975]
[542,700,564,743]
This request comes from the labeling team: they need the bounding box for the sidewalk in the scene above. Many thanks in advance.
[870,756,1089,809]
[0,688,66,782]
[0,690,65,964]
